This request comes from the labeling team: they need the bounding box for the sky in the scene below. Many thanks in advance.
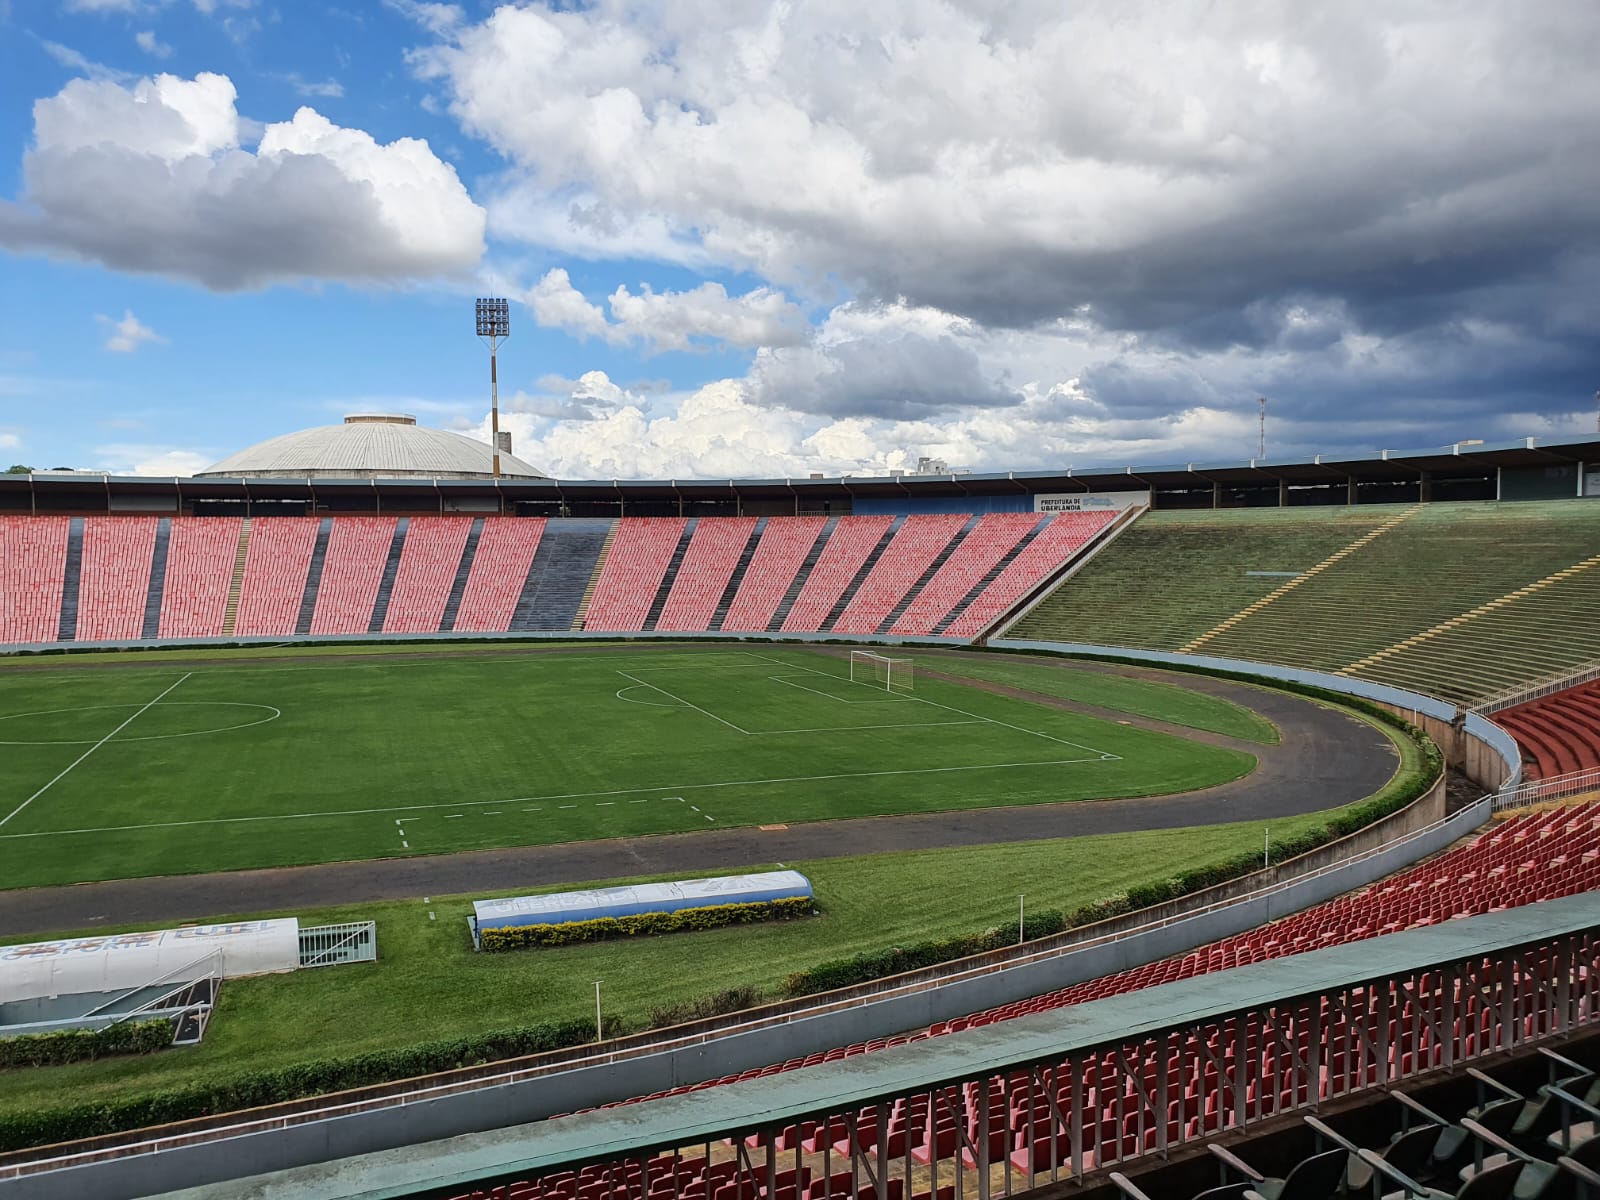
[0,1,1597,480]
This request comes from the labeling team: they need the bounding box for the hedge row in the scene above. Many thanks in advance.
[784,910,1067,997]
[0,1019,172,1071]
[0,1017,600,1153]
[479,897,814,951]
[648,984,765,1030]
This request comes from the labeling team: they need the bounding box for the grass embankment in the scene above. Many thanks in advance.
[0,815,1337,1127]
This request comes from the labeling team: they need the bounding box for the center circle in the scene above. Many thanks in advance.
[0,702,282,745]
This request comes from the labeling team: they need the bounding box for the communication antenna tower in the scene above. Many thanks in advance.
[475,298,510,479]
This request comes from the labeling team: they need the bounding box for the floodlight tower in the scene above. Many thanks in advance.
[1258,396,1267,460]
[475,298,511,478]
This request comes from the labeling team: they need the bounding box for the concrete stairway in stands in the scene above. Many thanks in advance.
[437,518,484,633]
[293,518,334,636]
[140,517,172,639]
[818,517,905,632]
[511,519,615,632]
[876,514,981,633]
[930,519,1047,636]
[641,520,699,632]
[366,518,411,633]
[220,517,252,637]
[708,518,767,632]
[56,517,84,641]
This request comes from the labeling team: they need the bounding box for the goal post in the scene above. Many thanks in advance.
[849,650,914,693]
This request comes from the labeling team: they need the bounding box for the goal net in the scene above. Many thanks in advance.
[849,650,914,693]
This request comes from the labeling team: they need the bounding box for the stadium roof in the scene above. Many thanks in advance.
[192,414,547,481]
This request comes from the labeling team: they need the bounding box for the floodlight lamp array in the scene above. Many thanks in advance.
[475,297,510,339]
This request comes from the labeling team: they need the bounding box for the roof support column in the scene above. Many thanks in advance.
[1347,475,1357,506]
[1212,481,1221,509]
[1279,478,1288,507]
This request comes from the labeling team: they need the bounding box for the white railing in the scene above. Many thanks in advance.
[1491,766,1600,813]
[298,921,377,968]
[1473,661,1600,714]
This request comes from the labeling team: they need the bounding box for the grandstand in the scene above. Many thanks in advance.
[7,436,1600,1200]
[1011,500,1600,706]
[0,511,1115,646]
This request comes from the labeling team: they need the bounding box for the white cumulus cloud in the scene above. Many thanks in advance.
[0,72,486,290]
[97,309,165,353]
[95,445,213,476]
[526,268,807,352]
[134,31,173,59]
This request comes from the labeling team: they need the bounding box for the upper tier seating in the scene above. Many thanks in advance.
[1497,682,1600,780]
[889,513,1045,636]
[233,518,320,637]
[1014,501,1600,705]
[942,511,1118,639]
[655,518,758,632]
[0,515,68,644]
[584,518,688,632]
[720,517,829,632]
[308,516,398,636]
[157,518,241,639]
[74,516,157,642]
[453,518,546,634]
[781,516,895,633]
[830,514,968,635]
[383,517,472,634]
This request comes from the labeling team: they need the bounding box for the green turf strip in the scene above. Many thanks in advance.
[923,653,1280,743]
[0,812,1337,1122]
[0,646,1254,888]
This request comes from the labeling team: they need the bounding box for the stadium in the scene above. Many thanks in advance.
[2,420,1600,1200]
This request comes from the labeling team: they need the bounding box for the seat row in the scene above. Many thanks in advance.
[543,804,1600,1181]
[0,513,1115,644]
[1498,682,1600,780]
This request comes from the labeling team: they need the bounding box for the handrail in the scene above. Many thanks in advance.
[1492,766,1600,812]
[78,949,222,1020]
[1,792,1484,1180]
[1473,662,1600,714]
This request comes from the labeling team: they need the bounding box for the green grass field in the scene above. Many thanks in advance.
[0,645,1261,888]
[0,816,1340,1125]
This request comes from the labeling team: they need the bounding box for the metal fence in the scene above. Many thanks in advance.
[1473,661,1600,715]
[298,922,378,968]
[1491,766,1600,813]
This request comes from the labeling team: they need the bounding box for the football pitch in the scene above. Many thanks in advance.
[0,645,1259,889]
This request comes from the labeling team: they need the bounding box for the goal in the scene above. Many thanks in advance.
[849,650,914,693]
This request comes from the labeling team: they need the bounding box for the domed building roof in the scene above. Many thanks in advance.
[195,414,546,480]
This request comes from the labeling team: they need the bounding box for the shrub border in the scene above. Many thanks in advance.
[0,1019,172,1071]
[479,897,814,951]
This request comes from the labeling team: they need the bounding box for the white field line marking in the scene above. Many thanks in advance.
[614,670,751,734]
[14,651,779,679]
[618,665,957,735]
[766,675,915,705]
[745,721,986,736]
[746,650,1123,759]
[614,685,688,708]
[0,757,1099,840]
[0,673,191,830]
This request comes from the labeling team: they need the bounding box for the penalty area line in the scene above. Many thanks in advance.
[0,755,1105,840]
[0,672,191,831]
